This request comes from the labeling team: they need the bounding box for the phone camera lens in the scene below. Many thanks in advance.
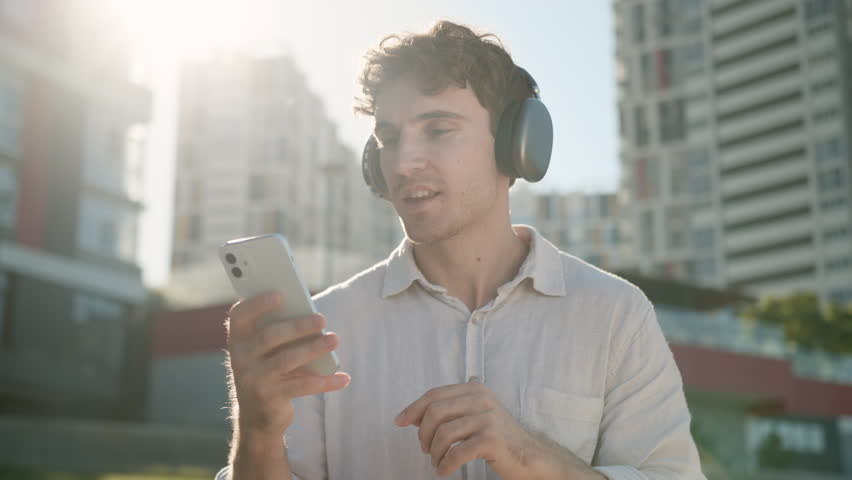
[231,267,243,278]
[225,253,237,264]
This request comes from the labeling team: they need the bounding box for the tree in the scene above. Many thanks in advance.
[743,292,852,354]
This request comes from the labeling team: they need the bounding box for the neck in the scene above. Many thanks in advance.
[411,221,531,312]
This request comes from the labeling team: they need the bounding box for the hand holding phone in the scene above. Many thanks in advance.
[220,234,349,436]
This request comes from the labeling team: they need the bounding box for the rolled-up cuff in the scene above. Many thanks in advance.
[594,465,647,480]
[214,464,300,480]
[214,465,230,480]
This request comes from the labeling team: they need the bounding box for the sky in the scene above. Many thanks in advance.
[121,0,618,286]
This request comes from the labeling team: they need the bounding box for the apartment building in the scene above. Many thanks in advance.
[614,0,852,303]
[169,55,399,305]
[0,1,152,418]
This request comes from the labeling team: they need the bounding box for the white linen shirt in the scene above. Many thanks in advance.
[218,225,705,480]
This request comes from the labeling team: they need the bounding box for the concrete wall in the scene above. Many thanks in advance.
[0,416,227,473]
[148,351,230,429]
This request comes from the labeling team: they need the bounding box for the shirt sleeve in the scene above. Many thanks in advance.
[286,392,328,480]
[592,301,707,480]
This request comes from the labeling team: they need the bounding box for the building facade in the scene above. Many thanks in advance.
[510,186,626,271]
[0,1,152,418]
[614,0,852,304]
[168,55,400,305]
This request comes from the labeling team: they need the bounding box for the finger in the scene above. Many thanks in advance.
[277,371,351,399]
[429,413,486,469]
[418,393,488,453]
[227,291,282,339]
[396,382,483,427]
[254,313,326,358]
[259,331,340,379]
[436,432,494,477]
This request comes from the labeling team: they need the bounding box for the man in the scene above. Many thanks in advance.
[219,21,706,480]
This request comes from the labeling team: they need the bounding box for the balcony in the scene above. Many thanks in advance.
[714,13,798,65]
[726,244,815,283]
[722,185,812,225]
[719,153,808,197]
[0,241,146,303]
[718,128,806,170]
[717,73,802,116]
[724,216,813,252]
[718,100,804,145]
[715,48,799,94]
[711,0,794,38]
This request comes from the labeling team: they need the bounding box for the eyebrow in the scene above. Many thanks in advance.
[375,110,468,133]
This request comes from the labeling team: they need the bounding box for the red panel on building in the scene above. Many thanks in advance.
[16,76,51,248]
[152,305,852,417]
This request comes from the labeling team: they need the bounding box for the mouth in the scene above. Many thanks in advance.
[400,189,441,210]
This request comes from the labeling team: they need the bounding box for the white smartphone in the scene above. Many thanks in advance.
[219,233,339,376]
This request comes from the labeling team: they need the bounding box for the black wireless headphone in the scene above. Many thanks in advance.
[361,66,553,198]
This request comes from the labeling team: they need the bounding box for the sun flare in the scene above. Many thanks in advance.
[108,0,259,59]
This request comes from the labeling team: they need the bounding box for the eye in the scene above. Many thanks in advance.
[427,128,451,138]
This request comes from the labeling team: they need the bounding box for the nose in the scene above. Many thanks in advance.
[392,133,428,177]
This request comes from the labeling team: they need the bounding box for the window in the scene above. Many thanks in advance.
[821,196,846,211]
[813,108,839,124]
[0,163,16,229]
[818,167,846,191]
[685,147,712,195]
[814,137,844,163]
[830,289,852,305]
[824,227,849,242]
[656,0,674,37]
[659,98,686,142]
[805,0,835,21]
[812,78,836,94]
[808,50,834,67]
[676,42,705,79]
[71,293,125,366]
[666,206,688,249]
[656,0,703,37]
[640,54,655,93]
[635,157,659,200]
[640,210,655,254]
[634,105,650,146]
[693,227,715,250]
[632,3,646,42]
[77,194,137,262]
[826,257,852,273]
[0,65,23,157]
[694,257,716,281]
[83,111,130,195]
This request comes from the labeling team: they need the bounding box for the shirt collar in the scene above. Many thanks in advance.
[381,224,567,299]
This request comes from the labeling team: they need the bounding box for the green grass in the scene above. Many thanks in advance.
[0,466,212,480]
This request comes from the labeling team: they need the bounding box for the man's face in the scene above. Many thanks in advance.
[373,78,509,244]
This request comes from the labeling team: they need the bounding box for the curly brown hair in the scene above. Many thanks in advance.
[353,20,534,136]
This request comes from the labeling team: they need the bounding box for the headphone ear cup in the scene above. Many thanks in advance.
[510,98,553,182]
[496,98,553,182]
[361,136,388,197]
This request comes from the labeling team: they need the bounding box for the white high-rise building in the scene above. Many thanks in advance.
[168,55,399,305]
[614,0,852,304]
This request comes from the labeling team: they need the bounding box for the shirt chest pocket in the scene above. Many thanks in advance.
[520,385,603,464]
